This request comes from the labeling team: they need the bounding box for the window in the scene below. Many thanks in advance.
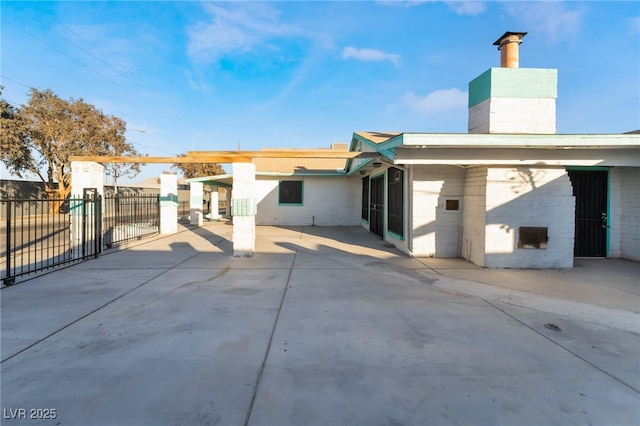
[361,176,370,221]
[279,181,303,205]
[387,167,404,237]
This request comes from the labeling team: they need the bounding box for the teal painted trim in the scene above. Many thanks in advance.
[347,158,373,176]
[278,180,304,206]
[469,68,558,108]
[468,69,492,108]
[371,170,386,180]
[160,194,178,207]
[387,230,405,241]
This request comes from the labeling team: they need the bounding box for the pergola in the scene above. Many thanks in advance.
[70,149,361,164]
[69,150,364,257]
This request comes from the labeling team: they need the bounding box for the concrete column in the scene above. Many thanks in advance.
[160,173,178,234]
[209,189,220,221]
[231,163,256,257]
[189,181,204,226]
[70,161,104,256]
[225,189,232,218]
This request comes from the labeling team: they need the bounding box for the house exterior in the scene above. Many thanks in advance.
[189,32,640,268]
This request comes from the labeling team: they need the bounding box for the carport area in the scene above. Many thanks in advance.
[1,222,639,425]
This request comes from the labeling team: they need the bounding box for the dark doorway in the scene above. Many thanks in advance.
[370,175,384,238]
[568,170,608,257]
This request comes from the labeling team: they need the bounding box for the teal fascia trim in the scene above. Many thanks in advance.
[347,158,374,176]
[352,132,404,152]
[387,230,405,241]
[186,174,233,188]
[469,68,558,108]
[371,170,386,180]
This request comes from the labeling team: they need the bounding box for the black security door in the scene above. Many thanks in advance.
[370,175,384,238]
[568,170,608,257]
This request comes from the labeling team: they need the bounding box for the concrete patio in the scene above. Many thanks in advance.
[1,222,639,425]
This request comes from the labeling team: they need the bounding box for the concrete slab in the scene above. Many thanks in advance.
[1,223,639,426]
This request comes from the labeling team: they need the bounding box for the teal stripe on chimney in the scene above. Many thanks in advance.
[468,68,558,108]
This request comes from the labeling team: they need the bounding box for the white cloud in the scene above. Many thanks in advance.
[187,3,299,64]
[400,87,467,115]
[501,1,585,41]
[442,1,486,16]
[377,0,486,15]
[341,47,402,68]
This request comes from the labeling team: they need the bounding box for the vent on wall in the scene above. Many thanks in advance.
[518,227,548,249]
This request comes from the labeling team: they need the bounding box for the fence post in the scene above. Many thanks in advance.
[70,161,104,257]
[3,201,14,286]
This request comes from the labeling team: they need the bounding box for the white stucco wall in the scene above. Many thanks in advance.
[462,167,488,266]
[610,167,640,261]
[483,167,575,268]
[411,165,465,257]
[254,176,360,226]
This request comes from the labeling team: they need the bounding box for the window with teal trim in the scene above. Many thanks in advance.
[387,167,403,237]
[279,181,303,205]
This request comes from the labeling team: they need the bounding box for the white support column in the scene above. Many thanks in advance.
[70,161,104,256]
[189,181,204,226]
[160,173,178,234]
[225,189,232,218]
[231,163,256,257]
[209,189,219,221]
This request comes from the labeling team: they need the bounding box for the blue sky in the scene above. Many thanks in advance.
[2,1,639,182]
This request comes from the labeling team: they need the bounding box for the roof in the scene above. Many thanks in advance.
[354,131,401,145]
[252,143,349,173]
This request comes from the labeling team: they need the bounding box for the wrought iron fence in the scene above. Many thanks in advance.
[1,191,101,286]
[103,194,160,248]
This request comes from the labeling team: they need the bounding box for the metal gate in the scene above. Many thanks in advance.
[103,194,160,248]
[369,174,384,239]
[568,170,608,257]
[2,192,101,286]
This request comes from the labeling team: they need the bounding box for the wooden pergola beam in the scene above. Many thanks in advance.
[187,150,361,159]
[70,150,361,164]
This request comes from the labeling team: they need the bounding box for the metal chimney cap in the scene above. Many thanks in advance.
[493,31,527,46]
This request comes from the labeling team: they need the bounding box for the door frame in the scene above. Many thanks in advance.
[567,166,610,257]
[369,172,385,239]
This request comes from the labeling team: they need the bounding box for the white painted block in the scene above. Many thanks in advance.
[160,173,178,234]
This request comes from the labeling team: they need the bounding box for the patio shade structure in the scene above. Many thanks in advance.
[70,149,362,164]
[69,149,364,257]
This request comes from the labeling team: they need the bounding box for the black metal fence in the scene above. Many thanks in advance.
[1,192,102,286]
[2,192,160,286]
[103,194,160,248]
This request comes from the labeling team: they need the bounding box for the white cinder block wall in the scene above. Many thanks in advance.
[463,167,575,268]
[610,167,640,261]
[462,167,488,266]
[483,167,575,268]
[255,176,360,226]
[411,165,465,257]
